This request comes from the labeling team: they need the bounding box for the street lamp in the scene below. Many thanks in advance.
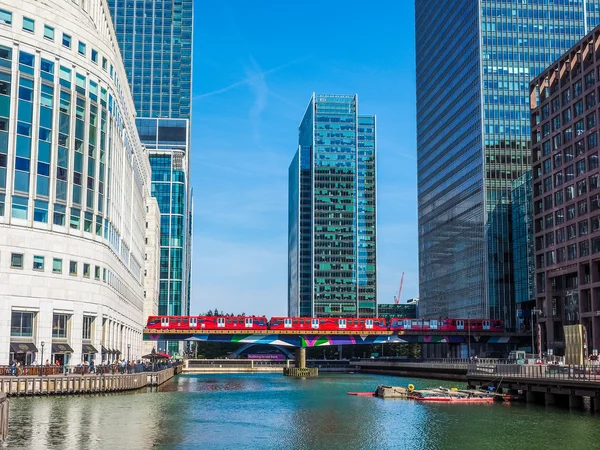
[40,341,45,376]
[127,344,131,373]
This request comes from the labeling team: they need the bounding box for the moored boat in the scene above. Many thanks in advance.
[411,387,497,403]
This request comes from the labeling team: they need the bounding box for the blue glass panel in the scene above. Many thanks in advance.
[38,141,50,162]
[13,171,29,192]
[11,195,28,219]
[36,176,49,197]
[37,162,50,176]
[16,135,31,158]
[15,157,30,171]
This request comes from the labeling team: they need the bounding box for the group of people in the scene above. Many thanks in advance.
[9,359,57,376]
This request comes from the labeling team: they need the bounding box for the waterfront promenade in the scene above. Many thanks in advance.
[0,364,182,396]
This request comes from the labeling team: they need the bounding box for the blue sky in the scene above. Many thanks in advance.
[191,0,417,316]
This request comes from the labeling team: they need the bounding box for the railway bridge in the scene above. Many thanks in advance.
[143,329,530,376]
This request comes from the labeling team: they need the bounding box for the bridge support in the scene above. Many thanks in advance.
[296,347,306,369]
[591,397,600,413]
[283,348,318,378]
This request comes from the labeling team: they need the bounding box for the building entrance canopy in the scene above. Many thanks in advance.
[52,344,74,353]
[9,343,38,353]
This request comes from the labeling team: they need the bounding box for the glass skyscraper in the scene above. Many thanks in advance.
[108,1,194,341]
[416,0,600,328]
[288,94,377,318]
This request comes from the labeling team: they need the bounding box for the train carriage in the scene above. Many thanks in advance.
[269,317,387,332]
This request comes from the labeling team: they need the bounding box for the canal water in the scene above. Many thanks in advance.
[4,373,600,450]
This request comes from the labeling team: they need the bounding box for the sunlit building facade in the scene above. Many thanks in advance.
[288,94,377,318]
[531,26,600,354]
[108,0,194,353]
[0,0,157,365]
[416,0,600,329]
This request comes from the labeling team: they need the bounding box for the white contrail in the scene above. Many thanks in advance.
[193,56,309,100]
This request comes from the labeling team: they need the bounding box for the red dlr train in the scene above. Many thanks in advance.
[146,316,504,333]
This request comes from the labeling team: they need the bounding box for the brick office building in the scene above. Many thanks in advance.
[531,27,600,356]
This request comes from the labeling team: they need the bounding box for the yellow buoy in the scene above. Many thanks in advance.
[407,384,415,392]
[451,387,458,391]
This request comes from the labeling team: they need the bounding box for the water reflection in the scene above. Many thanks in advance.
[4,374,600,450]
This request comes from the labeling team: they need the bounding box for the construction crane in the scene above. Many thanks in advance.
[394,272,405,304]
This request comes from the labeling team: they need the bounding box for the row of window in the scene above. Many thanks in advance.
[537,235,600,268]
[10,251,106,279]
[0,8,113,76]
[6,251,140,307]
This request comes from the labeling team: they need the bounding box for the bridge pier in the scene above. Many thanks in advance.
[590,397,600,412]
[283,348,318,378]
[296,347,306,369]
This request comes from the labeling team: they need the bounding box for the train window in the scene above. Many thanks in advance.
[183,318,189,323]
[170,318,176,323]
[359,320,364,325]
[148,318,160,326]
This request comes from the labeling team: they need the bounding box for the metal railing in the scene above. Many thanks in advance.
[468,362,600,382]
[0,361,182,377]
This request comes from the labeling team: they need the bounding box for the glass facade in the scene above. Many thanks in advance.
[416,0,600,329]
[288,94,377,318]
[377,304,417,323]
[140,118,189,318]
[107,0,192,119]
[511,173,535,296]
[108,0,194,337]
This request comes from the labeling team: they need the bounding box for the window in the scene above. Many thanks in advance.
[0,9,11,25]
[52,314,69,338]
[83,263,90,278]
[78,41,86,56]
[69,260,77,276]
[53,203,66,226]
[102,57,107,70]
[22,17,34,33]
[33,255,44,271]
[567,204,576,221]
[91,49,98,63]
[82,316,94,340]
[11,253,23,268]
[11,311,33,337]
[52,258,62,274]
[43,25,54,40]
[94,265,100,280]
[62,33,71,48]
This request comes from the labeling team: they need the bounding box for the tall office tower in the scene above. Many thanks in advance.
[416,0,600,328]
[0,0,158,365]
[108,0,194,351]
[531,27,600,355]
[288,94,377,318]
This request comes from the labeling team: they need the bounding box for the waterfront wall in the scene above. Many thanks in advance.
[0,368,177,397]
[356,360,470,381]
[0,393,7,442]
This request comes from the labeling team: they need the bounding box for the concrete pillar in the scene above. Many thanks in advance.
[590,397,600,412]
[545,393,557,406]
[295,348,306,369]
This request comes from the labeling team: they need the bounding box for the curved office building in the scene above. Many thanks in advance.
[0,0,156,366]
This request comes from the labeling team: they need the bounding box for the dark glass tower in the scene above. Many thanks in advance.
[416,0,600,328]
[108,0,194,336]
[288,94,377,318]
